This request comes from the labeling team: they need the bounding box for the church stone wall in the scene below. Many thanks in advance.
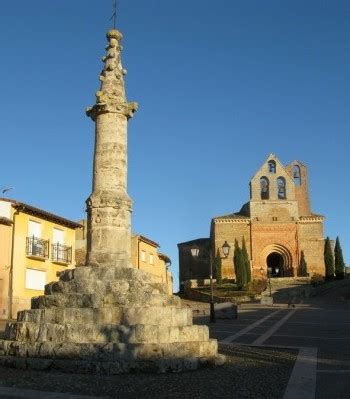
[178,239,210,290]
[298,221,325,275]
[249,201,299,222]
[250,155,296,202]
[213,220,250,280]
[286,162,311,216]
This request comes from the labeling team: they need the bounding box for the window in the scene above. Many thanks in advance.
[149,254,154,265]
[28,220,41,238]
[293,165,301,186]
[51,228,71,263]
[53,228,64,245]
[0,201,11,218]
[277,177,286,199]
[26,221,49,259]
[25,269,46,291]
[141,250,146,262]
[268,160,276,173]
[260,177,269,200]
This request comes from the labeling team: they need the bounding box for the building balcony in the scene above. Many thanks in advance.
[51,243,72,265]
[26,236,49,260]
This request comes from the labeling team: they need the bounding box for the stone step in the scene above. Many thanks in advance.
[31,292,181,309]
[16,306,192,327]
[58,266,153,285]
[44,279,168,296]
[4,322,208,345]
[0,338,218,362]
[0,342,224,374]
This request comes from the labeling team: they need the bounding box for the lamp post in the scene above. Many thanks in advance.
[267,267,272,297]
[190,241,230,323]
[266,266,279,296]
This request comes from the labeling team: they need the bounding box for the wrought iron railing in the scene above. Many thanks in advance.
[26,236,49,259]
[51,243,72,264]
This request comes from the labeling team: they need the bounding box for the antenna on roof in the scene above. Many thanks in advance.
[1,187,13,196]
[110,0,117,29]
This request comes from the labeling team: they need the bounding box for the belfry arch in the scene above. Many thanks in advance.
[262,244,293,277]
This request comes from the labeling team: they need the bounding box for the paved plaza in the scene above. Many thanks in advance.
[0,283,349,398]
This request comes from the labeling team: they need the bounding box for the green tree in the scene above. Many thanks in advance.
[234,240,247,288]
[324,237,335,280]
[213,248,222,285]
[241,237,251,283]
[233,239,239,277]
[334,236,345,280]
[298,250,308,277]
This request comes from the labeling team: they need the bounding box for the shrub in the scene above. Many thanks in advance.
[310,273,324,287]
[245,279,267,294]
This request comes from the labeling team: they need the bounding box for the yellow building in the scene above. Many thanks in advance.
[75,221,173,294]
[131,234,173,294]
[0,198,80,319]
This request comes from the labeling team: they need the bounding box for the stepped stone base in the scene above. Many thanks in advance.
[0,265,225,373]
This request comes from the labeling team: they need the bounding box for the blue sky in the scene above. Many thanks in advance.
[1,1,349,290]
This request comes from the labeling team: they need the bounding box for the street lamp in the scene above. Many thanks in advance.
[190,241,230,323]
[267,267,272,297]
[222,241,231,258]
[190,247,199,257]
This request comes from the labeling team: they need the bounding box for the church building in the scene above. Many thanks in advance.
[178,154,326,289]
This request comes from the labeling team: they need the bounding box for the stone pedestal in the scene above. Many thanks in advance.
[0,266,224,373]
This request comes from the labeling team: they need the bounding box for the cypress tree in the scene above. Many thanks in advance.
[334,236,345,280]
[213,248,222,285]
[299,251,308,277]
[241,237,251,283]
[324,237,335,280]
[233,239,239,277]
[234,240,247,288]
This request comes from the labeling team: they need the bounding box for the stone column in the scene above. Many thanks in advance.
[85,29,138,267]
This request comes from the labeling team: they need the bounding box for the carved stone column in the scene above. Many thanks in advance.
[0,29,224,374]
[86,29,138,267]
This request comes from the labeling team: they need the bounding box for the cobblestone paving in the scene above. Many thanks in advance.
[0,345,296,398]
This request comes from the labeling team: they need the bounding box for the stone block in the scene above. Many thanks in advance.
[163,342,198,358]
[199,339,218,358]
[214,302,238,319]
[135,325,159,343]
[260,296,274,305]
[134,343,163,360]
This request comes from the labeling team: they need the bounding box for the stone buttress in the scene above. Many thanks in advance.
[0,30,224,373]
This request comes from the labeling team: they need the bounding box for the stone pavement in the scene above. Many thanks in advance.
[0,281,349,398]
[0,344,295,398]
[201,293,350,399]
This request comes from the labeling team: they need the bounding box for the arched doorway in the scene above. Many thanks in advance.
[261,244,294,277]
[267,252,284,277]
